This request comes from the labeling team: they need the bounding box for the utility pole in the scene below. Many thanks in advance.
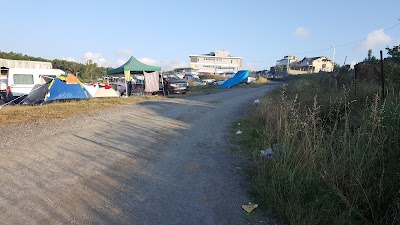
[331,45,336,71]
[380,50,385,101]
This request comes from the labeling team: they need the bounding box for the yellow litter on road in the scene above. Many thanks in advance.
[241,203,258,213]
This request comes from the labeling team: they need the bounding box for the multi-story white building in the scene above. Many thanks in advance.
[276,55,299,67]
[189,50,242,75]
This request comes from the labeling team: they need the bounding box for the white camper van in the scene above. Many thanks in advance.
[5,68,65,102]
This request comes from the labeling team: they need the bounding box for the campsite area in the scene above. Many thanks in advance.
[0,84,279,225]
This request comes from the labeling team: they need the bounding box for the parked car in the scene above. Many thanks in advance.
[192,78,207,86]
[202,79,216,84]
[164,78,189,94]
[240,76,257,84]
[212,79,227,86]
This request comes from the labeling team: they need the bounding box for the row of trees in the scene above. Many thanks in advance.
[359,45,400,84]
[0,51,111,82]
[363,44,400,62]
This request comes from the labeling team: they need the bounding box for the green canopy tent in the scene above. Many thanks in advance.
[106,56,161,95]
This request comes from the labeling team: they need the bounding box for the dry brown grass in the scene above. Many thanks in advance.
[255,76,269,85]
[0,96,154,125]
[235,74,400,225]
[199,74,232,80]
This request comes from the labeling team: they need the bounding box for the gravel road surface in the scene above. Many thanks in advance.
[0,85,278,225]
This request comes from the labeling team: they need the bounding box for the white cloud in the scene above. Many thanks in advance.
[83,52,109,67]
[62,57,76,62]
[115,58,128,67]
[114,49,133,57]
[241,62,263,71]
[294,27,310,38]
[356,29,392,50]
[165,59,188,71]
[139,57,161,66]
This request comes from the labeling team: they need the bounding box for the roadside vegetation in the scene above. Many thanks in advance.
[0,97,152,125]
[255,76,269,85]
[235,46,400,224]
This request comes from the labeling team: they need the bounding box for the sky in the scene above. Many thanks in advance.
[1,0,399,71]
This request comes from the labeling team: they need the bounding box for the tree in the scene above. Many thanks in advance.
[364,49,377,62]
[334,63,341,71]
[85,60,97,83]
[386,44,400,58]
[274,65,283,73]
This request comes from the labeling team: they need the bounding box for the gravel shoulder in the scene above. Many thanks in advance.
[0,85,279,225]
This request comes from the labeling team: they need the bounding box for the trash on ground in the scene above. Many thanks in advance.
[242,203,258,213]
[238,123,241,126]
[253,98,260,104]
[260,148,273,159]
[236,130,243,135]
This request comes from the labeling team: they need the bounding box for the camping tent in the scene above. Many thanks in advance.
[84,84,119,98]
[106,56,161,95]
[106,56,161,75]
[22,74,91,104]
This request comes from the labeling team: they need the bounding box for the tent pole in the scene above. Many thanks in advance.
[125,78,128,97]
[161,70,165,96]
[141,71,144,96]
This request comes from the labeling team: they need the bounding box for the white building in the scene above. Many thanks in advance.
[298,56,334,72]
[189,50,242,75]
[276,55,298,67]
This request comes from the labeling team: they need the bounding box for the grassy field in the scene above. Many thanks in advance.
[0,96,153,125]
[235,73,400,224]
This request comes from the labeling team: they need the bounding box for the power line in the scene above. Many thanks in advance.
[292,47,332,55]
[336,22,400,48]
[290,20,400,55]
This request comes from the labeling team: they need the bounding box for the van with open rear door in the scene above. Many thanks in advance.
[5,68,65,103]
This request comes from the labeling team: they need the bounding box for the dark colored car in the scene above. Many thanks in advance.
[164,78,189,95]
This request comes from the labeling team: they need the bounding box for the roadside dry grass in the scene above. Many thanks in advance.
[0,96,153,125]
[200,74,233,80]
[235,73,400,225]
[255,76,269,85]
[0,80,273,125]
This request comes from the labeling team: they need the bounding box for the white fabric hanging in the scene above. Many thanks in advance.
[143,71,160,92]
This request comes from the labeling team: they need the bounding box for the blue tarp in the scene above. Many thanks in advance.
[219,70,250,88]
[45,78,91,102]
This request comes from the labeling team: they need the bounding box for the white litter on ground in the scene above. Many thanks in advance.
[260,148,273,159]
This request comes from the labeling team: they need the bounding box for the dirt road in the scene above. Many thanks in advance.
[0,85,278,225]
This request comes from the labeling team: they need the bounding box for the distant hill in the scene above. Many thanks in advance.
[0,51,110,82]
[0,51,51,62]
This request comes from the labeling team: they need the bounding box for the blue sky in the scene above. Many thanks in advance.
[1,0,399,70]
